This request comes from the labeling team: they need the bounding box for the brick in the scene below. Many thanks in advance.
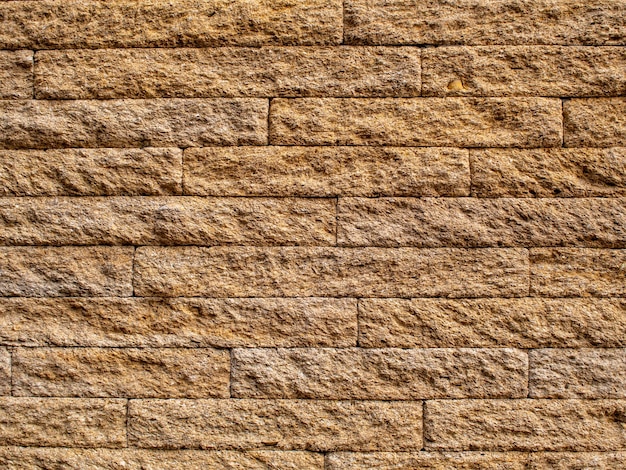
[0,0,342,49]
[471,148,626,198]
[565,98,626,147]
[359,298,626,348]
[0,247,133,297]
[338,197,626,248]
[0,297,357,348]
[425,399,626,451]
[270,98,562,147]
[0,99,267,149]
[530,248,626,297]
[232,348,527,399]
[529,452,626,469]
[134,247,529,298]
[0,397,126,447]
[12,348,230,398]
[0,197,335,246]
[0,50,32,99]
[129,399,422,451]
[344,0,626,45]
[0,349,8,396]
[36,47,420,99]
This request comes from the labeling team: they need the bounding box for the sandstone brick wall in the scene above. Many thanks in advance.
[1,1,626,468]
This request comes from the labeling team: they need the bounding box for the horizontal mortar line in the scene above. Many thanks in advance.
[0,295,623,300]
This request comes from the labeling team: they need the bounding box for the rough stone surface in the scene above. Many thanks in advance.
[0,349,9,396]
[0,50,32,99]
[564,98,626,147]
[529,452,626,469]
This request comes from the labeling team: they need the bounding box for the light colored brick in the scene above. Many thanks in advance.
[565,98,626,147]
[0,50,32,99]
[529,452,626,469]
[0,349,8,396]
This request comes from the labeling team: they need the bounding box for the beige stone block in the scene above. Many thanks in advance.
[529,452,626,469]
[0,349,8,396]
[565,98,626,147]
[0,50,32,99]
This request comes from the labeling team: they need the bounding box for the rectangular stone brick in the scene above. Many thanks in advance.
[0,99,267,149]
[0,247,133,297]
[0,297,357,348]
[359,298,626,348]
[12,347,230,398]
[134,247,529,298]
[0,349,8,396]
[36,47,420,99]
[530,248,626,297]
[471,148,626,197]
[344,0,626,45]
[0,397,126,447]
[129,399,422,451]
[529,452,626,469]
[232,348,528,399]
[338,197,626,248]
[0,50,32,99]
[530,349,626,398]
[0,0,342,49]
[425,399,626,451]
[564,98,626,147]
[0,197,335,246]
[270,98,562,147]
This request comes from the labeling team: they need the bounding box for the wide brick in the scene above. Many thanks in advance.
[0,297,357,347]
[344,0,626,45]
[129,399,422,451]
[134,247,529,298]
[359,298,626,348]
[0,197,335,246]
[0,50,32,99]
[425,399,626,451]
[530,248,626,297]
[0,247,133,297]
[564,98,626,147]
[232,348,527,399]
[0,99,267,149]
[529,452,626,469]
[0,398,126,447]
[338,197,626,248]
[12,348,230,398]
[270,98,562,147]
[36,47,420,99]
[0,349,8,396]
[0,0,342,49]
[471,148,626,197]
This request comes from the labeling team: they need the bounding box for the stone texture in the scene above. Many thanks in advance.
[129,399,422,451]
[359,298,626,348]
[231,348,527,399]
[184,146,470,197]
[0,349,8,396]
[0,247,133,297]
[425,399,626,451]
[338,197,626,247]
[565,98,626,147]
[0,50,32,99]
[36,47,420,99]
[0,99,267,149]
[529,452,626,469]
[0,297,357,347]
[270,98,562,147]
[471,148,626,197]
[0,0,342,49]
[134,247,529,298]
[0,398,126,447]
[0,197,335,246]
[12,347,230,398]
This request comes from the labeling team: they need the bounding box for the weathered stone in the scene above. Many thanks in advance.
[231,348,527,399]
[270,98,562,147]
[0,247,133,297]
[184,147,470,197]
[529,452,626,469]
[0,349,8,396]
[134,247,529,298]
[129,399,422,451]
[0,50,32,99]
[565,98,626,147]
[0,99,267,149]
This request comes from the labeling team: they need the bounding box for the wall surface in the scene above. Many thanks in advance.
[1,0,626,468]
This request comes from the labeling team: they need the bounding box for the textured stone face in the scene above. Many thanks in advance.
[529,452,626,469]
[0,50,32,99]
[0,348,9,396]
[564,98,626,147]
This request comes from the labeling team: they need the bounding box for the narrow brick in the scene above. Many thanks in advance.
[0,197,335,246]
[0,247,133,297]
[529,452,626,469]
[129,399,422,451]
[0,99,267,149]
[270,98,562,147]
[134,247,529,298]
[425,399,626,451]
[0,349,8,396]
[565,98,626,147]
[0,50,32,99]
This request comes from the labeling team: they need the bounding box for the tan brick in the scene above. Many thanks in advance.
[129,399,422,451]
[232,348,527,399]
[0,349,8,396]
[0,247,133,297]
[0,0,342,49]
[0,397,126,447]
[0,197,335,246]
[529,452,626,469]
[134,247,529,298]
[0,50,32,99]
[530,248,626,297]
[270,98,562,147]
[471,148,626,198]
[425,399,626,451]
[0,99,267,149]
[565,98,626,147]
